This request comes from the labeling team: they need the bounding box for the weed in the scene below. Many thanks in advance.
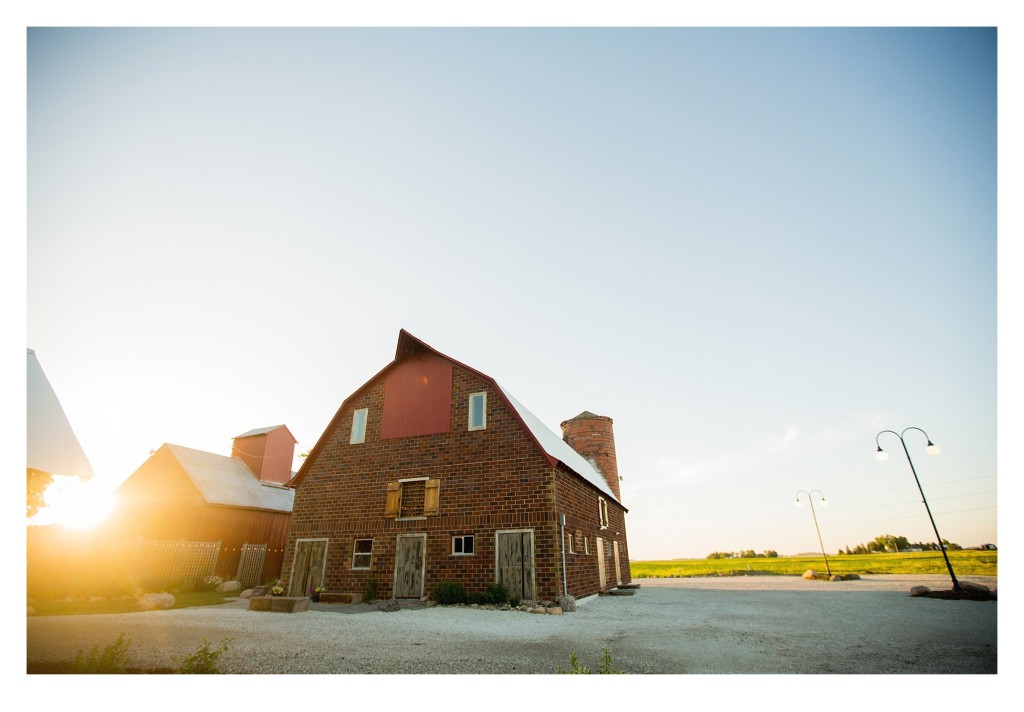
[557,648,625,674]
[70,633,131,673]
[557,651,590,674]
[178,638,232,674]
[363,577,378,603]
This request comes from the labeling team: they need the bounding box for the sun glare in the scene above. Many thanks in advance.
[35,477,115,530]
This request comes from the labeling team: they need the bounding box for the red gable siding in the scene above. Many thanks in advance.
[379,353,453,439]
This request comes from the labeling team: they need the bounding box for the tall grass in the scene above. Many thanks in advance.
[631,550,996,579]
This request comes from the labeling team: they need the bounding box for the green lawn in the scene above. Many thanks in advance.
[631,550,997,579]
[29,591,238,616]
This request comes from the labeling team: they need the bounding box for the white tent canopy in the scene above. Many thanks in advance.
[27,348,93,480]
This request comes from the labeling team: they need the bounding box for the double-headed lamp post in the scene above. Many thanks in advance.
[875,427,961,591]
[795,490,830,576]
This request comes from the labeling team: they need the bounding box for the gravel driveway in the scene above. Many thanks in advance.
[26,574,997,674]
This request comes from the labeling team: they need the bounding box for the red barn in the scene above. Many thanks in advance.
[284,331,630,602]
[109,425,296,586]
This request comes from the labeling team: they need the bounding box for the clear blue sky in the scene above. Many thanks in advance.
[21,26,1001,558]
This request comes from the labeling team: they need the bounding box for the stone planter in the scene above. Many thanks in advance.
[248,596,310,613]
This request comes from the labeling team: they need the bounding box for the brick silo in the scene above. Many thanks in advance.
[560,411,622,502]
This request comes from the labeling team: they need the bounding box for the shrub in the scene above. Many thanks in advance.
[434,580,467,605]
[70,634,131,674]
[484,581,509,605]
[510,594,521,607]
[467,591,488,605]
[363,577,378,603]
[178,638,232,674]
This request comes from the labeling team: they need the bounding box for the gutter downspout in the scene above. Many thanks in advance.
[559,513,568,598]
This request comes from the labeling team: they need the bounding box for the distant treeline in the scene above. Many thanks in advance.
[836,534,961,555]
[706,549,778,559]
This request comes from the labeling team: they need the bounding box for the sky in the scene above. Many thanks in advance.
[11,19,1012,564]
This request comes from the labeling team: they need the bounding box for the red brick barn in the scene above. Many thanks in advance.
[108,425,296,586]
[284,331,630,602]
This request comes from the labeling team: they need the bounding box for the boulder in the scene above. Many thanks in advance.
[802,570,817,580]
[557,595,577,612]
[240,588,255,599]
[829,575,843,581]
[843,573,861,580]
[216,580,241,593]
[378,598,401,612]
[545,607,563,615]
[137,592,175,610]
[959,581,990,594]
[530,607,546,614]
[909,586,931,597]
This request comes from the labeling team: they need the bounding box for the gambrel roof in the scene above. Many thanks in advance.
[161,443,295,513]
[294,330,622,505]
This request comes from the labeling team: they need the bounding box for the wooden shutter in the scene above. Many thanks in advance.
[424,479,440,516]
[384,482,401,518]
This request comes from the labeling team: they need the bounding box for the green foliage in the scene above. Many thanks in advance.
[363,577,378,603]
[763,550,778,558]
[509,594,521,607]
[467,590,489,605]
[434,580,468,605]
[557,651,590,674]
[557,648,625,674]
[70,634,131,673]
[178,638,232,674]
[484,581,509,605]
[27,469,53,518]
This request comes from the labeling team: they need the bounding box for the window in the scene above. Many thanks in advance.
[583,536,590,555]
[468,392,487,431]
[350,408,368,444]
[385,478,441,518]
[352,539,373,569]
[567,532,576,554]
[598,496,609,529]
[452,535,475,555]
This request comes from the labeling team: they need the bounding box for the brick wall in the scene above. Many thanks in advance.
[285,362,630,601]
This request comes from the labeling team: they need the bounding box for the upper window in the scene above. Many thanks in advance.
[598,496,609,529]
[385,478,441,518]
[468,392,487,431]
[583,536,590,555]
[452,535,475,555]
[350,408,368,444]
[567,532,576,554]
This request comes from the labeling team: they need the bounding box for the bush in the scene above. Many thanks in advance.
[467,591,488,605]
[178,638,232,674]
[434,580,467,605]
[510,594,521,607]
[484,581,509,605]
[70,634,131,674]
[363,577,378,603]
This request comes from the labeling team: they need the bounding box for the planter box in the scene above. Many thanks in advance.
[249,596,310,613]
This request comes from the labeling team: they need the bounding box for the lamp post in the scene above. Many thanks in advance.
[795,489,830,576]
[875,427,960,591]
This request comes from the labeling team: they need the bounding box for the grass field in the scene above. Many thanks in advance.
[631,550,997,578]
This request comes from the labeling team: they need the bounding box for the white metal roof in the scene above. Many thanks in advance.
[26,349,93,480]
[164,443,295,513]
[497,383,617,501]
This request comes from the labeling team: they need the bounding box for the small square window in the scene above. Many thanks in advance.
[350,408,368,444]
[353,539,372,569]
[452,535,475,555]
[468,392,487,431]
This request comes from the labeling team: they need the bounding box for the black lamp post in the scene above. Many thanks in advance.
[795,489,830,576]
[875,427,961,591]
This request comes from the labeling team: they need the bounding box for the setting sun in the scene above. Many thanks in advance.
[33,477,116,530]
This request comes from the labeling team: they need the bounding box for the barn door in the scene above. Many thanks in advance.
[613,541,622,586]
[394,534,426,598]
[496,530,535,600]
[236,543,267,589]
[289,539,327,597]
[596,536,606,589]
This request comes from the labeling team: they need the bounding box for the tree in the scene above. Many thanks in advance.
[764,550,778,558]
[27,468,53,518]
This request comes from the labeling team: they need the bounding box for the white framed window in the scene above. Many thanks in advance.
[598,496,609,529]
[583,536,590,555]
[567,532,576,554]
[350,408,368,444]
[468,392,487,431]
[452,534,475,556]
[352,538,373,569]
